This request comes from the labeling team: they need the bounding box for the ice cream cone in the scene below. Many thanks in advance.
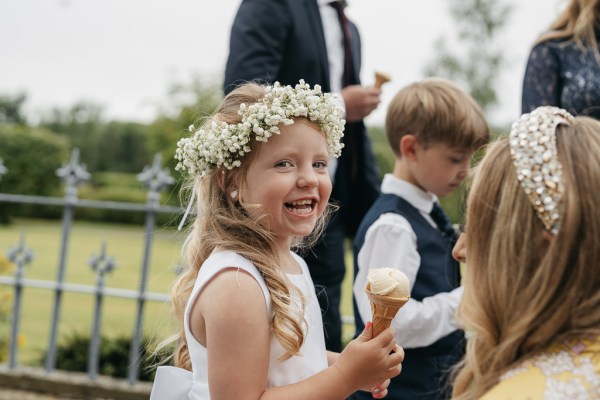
[365,282,409,338]
[374,71,391,89]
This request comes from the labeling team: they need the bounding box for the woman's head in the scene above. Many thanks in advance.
[538,0,600,56]
[453,107,600,399]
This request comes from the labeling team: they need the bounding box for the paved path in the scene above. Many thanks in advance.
[0,389,78,399]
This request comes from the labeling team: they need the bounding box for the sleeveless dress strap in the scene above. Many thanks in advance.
[151,251,272,399]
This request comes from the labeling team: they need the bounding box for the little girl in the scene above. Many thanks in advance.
[151,81,403,399]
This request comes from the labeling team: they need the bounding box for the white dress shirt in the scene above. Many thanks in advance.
[318,0,344,94]
[353,174,464,348]
[318,0,345,179]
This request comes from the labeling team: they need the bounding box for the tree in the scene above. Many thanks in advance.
[0,93,27,125]
[148,74,222,174]
[39,101,106,170]
[424,0,512,112]
[0,124,69,222]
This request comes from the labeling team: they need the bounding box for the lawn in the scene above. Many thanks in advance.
[0,218,186,365]
[0,219,359,365]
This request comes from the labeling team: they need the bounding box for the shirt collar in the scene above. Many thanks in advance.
[317,0,345,7]
[381,174,438,214]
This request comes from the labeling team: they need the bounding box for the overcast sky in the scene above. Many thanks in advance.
[1,0,563,127]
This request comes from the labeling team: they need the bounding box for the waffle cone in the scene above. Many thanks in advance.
[374,71,391,89]
[365,285,409,338]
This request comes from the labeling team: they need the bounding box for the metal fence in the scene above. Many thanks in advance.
[0,150,357,388]
[0,149,179,385]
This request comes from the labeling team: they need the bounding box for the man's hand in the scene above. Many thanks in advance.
[341,85,381,122]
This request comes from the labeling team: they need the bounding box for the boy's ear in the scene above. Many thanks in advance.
[400,134,418,160]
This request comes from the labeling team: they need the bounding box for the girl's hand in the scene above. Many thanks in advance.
[367,378,391,399]
[331,322,404,395]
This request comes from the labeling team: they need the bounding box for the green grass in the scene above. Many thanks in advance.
[341,241,357,344]
[0,218,184,365]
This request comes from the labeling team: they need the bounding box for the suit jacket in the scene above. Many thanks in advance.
[224,0,380,236]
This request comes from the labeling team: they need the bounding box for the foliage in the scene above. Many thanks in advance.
[40,101,105,167]
[94,122,153,173]
[424,0,512,112]
[74,172,177,226]
[27,75,223,208]
[0,93,27,125]
[0,124,69,223]
[41,331,174,381]
[0,124,68,195]
[40,103,154,173]
[367,126,395,179]
[148,74,222,178]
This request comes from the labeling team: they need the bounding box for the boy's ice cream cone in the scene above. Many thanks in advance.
[365,268,410,337]
[374,71,391,89]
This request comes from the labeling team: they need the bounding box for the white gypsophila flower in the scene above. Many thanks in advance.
[174,80,345,177]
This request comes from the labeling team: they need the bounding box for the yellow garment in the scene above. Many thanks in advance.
[481,338,600,399]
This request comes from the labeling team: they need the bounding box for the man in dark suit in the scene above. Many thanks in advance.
[224,0,381,352]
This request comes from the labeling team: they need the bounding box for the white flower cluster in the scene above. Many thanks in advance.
[175,80,345,177]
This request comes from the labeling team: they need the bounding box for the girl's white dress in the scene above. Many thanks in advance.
[150,250,328,399]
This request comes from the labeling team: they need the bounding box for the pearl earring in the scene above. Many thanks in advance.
[230,190,238,199]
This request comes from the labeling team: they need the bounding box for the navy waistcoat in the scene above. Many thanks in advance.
[351,193,465,400]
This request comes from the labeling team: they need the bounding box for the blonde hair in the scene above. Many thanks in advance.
[452,116,600,399]
[385,77,489,157]
[171,83,331,370]
[536,0,600,60]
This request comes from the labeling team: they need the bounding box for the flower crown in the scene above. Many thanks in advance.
[175,80,345,177]
[509,106,573,234]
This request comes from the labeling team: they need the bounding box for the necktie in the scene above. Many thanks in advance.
[329,1,359,181]
[329,1,353,86]
[430,202,457,240]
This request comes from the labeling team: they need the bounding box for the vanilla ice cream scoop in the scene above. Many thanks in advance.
[365,268,410,337]
[367,268,410,298]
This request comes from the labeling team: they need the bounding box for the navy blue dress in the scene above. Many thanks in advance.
[522,27,600,119]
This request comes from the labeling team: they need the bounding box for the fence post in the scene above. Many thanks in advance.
[0,158,7,180]
[7,233,34,369]
[45,148,90,372]
[87,241,116,380]
[127,154,175,385]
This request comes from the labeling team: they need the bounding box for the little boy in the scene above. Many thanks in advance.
[351,78,489,400]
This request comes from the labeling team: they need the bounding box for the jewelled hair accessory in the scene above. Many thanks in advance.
[174,80,345,177]
[509,106,574,234]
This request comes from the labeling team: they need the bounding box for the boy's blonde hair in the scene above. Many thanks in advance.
[170,83,331,370]
[385,78,489,157]
[452,116,600,399]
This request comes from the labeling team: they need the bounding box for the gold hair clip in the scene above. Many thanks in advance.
[509,106,573,234]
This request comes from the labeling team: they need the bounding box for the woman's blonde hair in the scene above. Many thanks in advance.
[170,83,331,370]
[537,0,600,60]
[452,116,600,399]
